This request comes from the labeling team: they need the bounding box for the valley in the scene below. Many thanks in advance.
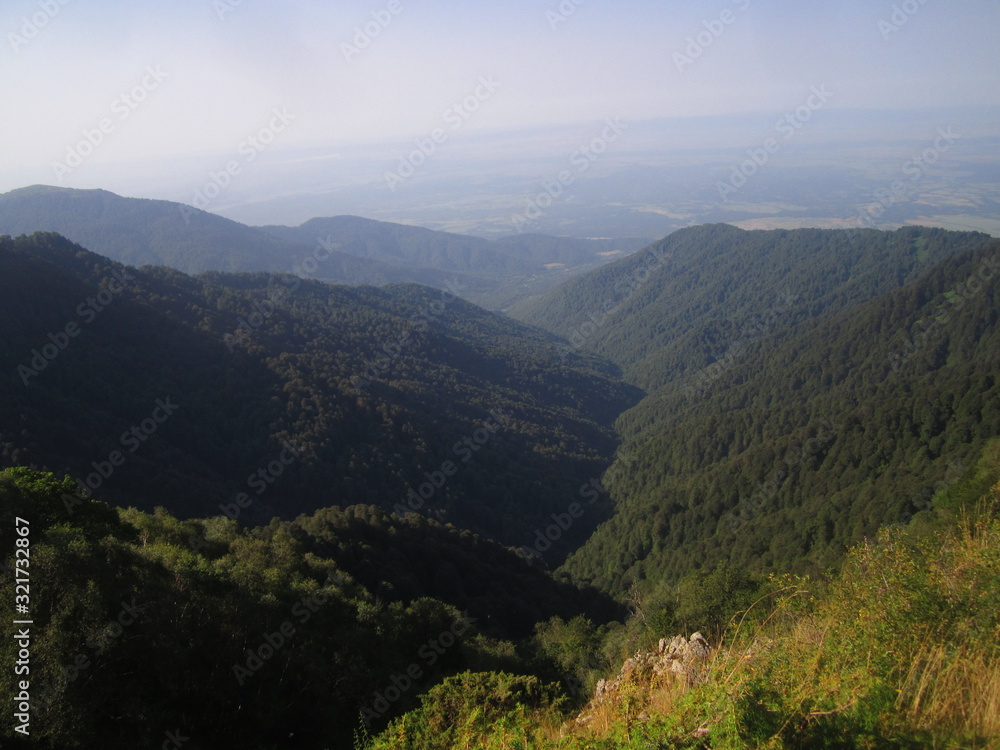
[2,205,998,748]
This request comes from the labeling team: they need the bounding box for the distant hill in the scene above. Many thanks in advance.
[265,217,647,273]
[0,185,648,310]
[0,232,639,555]
[262,215,536,275]
[0,184,420,281]
[263,217,649,309]
[493,232,647,267]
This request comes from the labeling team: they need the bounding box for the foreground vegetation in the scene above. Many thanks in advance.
[6,455,997,749]
[366,453,1000,749]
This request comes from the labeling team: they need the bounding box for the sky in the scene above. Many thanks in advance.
[1,0,998,198]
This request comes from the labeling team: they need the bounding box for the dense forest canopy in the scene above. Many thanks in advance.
[511,223,992,390]
[0,232,638,556]
[564,240,1000,589]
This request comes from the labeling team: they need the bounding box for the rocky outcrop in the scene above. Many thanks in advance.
[657,632,711,685]
[577,633,711,726]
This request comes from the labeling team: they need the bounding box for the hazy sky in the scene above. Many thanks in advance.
[2,0,998,194]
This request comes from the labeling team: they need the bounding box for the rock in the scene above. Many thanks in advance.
[574,633,712,726]
[652,631,710,685]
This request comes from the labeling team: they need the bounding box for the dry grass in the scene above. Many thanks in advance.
[897,639,1000,738]
[546,494,1000,748]
[646,678,687,718]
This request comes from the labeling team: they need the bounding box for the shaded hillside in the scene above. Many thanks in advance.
[0,468,619,749]
[0,232,639,552]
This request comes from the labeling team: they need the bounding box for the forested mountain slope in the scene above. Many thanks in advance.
[3,224,999,750]
[0,232,638,553]
[563,239,1000,590]
[511,223,992,391]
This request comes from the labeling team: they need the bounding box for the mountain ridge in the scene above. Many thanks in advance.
[510,223,994,390]
[0,185,650,310]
